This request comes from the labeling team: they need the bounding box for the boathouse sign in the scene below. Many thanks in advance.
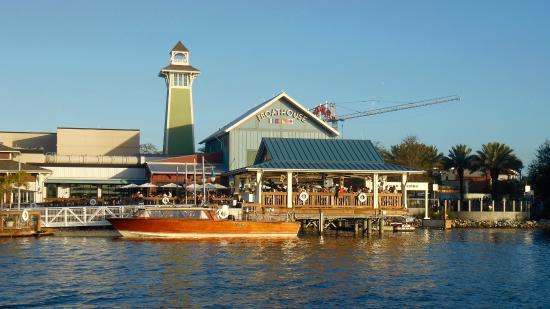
[256,108,307,125]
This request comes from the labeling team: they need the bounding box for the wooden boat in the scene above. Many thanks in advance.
[108,207,301,239]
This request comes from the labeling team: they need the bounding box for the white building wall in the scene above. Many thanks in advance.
[44,166,146,180]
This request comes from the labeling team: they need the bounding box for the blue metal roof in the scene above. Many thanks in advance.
[249,138,420,173]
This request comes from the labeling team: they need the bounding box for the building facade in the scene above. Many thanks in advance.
[0,128,146,204]
[200,92,340,171]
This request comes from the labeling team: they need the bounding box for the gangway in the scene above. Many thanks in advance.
[39,205,141,228]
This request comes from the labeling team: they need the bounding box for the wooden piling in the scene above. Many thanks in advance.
[354,220,359,235]
[319,211,324,235]
[367,219,372,235]
[379,217,384,235]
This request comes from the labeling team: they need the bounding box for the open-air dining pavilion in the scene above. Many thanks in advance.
[232,138,426,219]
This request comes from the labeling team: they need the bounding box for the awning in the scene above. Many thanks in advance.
[44,179,146,185]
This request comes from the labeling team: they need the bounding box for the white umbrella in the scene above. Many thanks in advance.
[139,183,157,188]
[186,183,200,191]
[121,183,139,189]
[186,183,226,191]
[161,183,180,188]
[212,184,227,190]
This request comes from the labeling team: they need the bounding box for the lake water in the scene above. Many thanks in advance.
[1,229,550,308]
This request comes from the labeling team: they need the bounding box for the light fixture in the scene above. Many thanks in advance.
[210,169,216,183]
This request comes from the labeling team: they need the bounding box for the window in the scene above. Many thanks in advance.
[68,184,98,198]
[172,73,190,87]
[174,53,186,63]
[101,184,124,198]
[46,184,57,198]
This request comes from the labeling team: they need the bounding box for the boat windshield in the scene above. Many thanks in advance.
[134,208,208,219]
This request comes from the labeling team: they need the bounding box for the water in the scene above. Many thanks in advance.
[1,230,550,308]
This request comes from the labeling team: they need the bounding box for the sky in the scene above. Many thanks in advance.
[1,1,549,167]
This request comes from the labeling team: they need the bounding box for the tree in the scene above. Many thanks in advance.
[0,171,29,208]
[385,136,444,170]
[472,142,523,201]
[384,136,444,181]
[528,140,550,214]
[444,144,475,201]
[140,143,162,154]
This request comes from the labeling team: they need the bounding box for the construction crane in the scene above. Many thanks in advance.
[311,95,460,131]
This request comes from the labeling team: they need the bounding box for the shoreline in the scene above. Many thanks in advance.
[450,219,550,229]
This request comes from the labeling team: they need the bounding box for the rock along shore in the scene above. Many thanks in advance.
[451,219,550,229]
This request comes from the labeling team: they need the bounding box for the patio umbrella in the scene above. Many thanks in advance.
[161,183,180,188]
[139,183,157,197]
[139,183,157,188]
[121,183,139,189]
[186,183,200,191]
[212,184,227,190]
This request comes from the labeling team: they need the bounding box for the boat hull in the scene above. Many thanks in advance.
[108,218,301,239]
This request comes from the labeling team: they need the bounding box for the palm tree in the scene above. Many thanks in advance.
[0,172,29,208]
[472,142,523,201]
[444,144,475,201]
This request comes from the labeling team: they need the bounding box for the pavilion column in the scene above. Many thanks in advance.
[256,171,263,205]
[234,175,241,195]
[424,189,430,219]
[401,173,408,209]
[286,172,293,208]
[373,173,379,209]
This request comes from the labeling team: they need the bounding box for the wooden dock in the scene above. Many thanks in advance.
[0,209,50,237]
[243,204,408,235]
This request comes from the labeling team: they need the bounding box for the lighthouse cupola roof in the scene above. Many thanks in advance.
[171,41,189,52]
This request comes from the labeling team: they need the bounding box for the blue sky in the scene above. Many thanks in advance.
[1,1,549,166]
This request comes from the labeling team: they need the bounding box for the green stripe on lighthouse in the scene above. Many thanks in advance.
[166,88,194,155]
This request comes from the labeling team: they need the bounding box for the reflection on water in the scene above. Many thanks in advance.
[1,230,550,308]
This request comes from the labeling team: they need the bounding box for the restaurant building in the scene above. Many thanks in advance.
[199,92,426,214]
[0,128,147,203]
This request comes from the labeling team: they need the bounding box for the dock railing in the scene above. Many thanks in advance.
[259,192,402,208]
[444,199,532,213]
[40,205,140,227]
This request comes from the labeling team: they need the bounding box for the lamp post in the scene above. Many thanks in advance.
[202,156,206,206]
[17,152,21,210]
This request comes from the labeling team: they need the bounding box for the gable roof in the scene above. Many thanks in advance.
[171,41,189,52]
[200,92,340,144]
[248,138,423,174]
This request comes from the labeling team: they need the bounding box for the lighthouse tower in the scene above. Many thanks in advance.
[159,41,200,155]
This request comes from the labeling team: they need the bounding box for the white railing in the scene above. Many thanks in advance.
[39,206,141,228]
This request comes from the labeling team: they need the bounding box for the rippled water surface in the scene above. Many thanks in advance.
[1,229,550,308]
